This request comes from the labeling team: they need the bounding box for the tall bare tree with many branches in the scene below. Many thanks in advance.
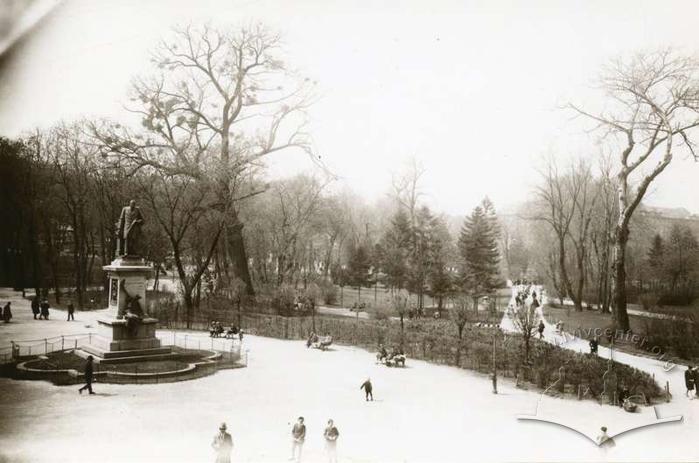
[570,50,699,330]
[94,24,315,296]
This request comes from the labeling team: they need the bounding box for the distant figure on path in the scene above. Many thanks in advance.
[78,355,95,395]
[290,416,306,461]
[531,296,540,310]
[596,426,616,449]
[692,367,699,399]
[67,302,75,321]
[2,302,12,323]
[589,337,599,355]
[537,320,545,339]
[323,419,339,463]
[40,299,50,320]
[31,296,40,319]
[212,422,233,463]
[685,366,695,398]
[360,377,373,401]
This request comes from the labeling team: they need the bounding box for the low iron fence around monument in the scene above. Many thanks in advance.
[0,330,245,366]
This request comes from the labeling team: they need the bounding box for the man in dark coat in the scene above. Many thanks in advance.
[360,377,373,401]
[537,320,545,339]
[589,337,599,355]
[67,302,75,321]
[79,355,95,395]
[212,422,233,463]
[2,302,12,323]
[31,296,40,319]
[686,366,696,398]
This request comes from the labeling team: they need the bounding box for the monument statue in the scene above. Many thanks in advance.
[117,200,145,257]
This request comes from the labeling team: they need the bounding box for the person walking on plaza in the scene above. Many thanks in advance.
[290,416,306,462]
[31,296,40,320]
[537,320,545,339]
[2,302,12,323]
[323,419,339,463]
[589,336,599,355]
[685,366,695,398]
[78,355,95,395]
[360,377,373,401]
[39,299,50,320]
[67,302,75,321]
[212,422,233,463]
[596,426,615,450]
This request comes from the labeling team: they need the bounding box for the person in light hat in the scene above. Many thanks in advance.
[212,422,233,463]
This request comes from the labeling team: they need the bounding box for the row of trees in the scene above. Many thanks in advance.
[646,224,699,305]
[3,25,696,333]
[515,50,699,330]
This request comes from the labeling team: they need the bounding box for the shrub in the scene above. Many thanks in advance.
[369,305,391,320]
[319,280,338,305]
[642,315,699,360]
[271,284,297,316]
[639,292,661,311]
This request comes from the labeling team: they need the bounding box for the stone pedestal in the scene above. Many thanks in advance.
[80,257,172,363]
[104,257,151,316]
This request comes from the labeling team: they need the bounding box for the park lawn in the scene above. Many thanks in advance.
[542,303,698,365]
[332,285,511,312]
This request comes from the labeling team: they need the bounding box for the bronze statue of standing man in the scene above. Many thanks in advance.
[117,200,145,257]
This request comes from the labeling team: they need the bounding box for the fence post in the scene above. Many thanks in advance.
[666,381,670,402]
[44,339,48,354]
[61,336,65,351]
[75,339,78,349]
[89,333,92,344]
[491,335,498,394]
[185,335,188,350]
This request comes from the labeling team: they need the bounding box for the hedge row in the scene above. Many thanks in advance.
[162,309,663,404]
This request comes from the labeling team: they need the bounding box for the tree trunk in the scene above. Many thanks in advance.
[612,223,630,331]
[227,219,255,295]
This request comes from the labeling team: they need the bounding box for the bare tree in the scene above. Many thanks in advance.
[94,24,316,296]
[450,294,471,365]
[534,157,600,311]
[391,293,409,346]
[392,156,425,226]
[570,50,699,330]
[139,170,222,327]
[508,302,538,362]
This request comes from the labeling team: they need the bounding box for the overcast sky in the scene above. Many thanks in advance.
[1,0,699,216]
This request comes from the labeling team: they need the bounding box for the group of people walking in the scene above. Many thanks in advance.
[211,417,340,463]
[30,296,53,320]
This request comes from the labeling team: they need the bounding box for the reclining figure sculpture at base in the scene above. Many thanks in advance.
[118,279,146,337]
